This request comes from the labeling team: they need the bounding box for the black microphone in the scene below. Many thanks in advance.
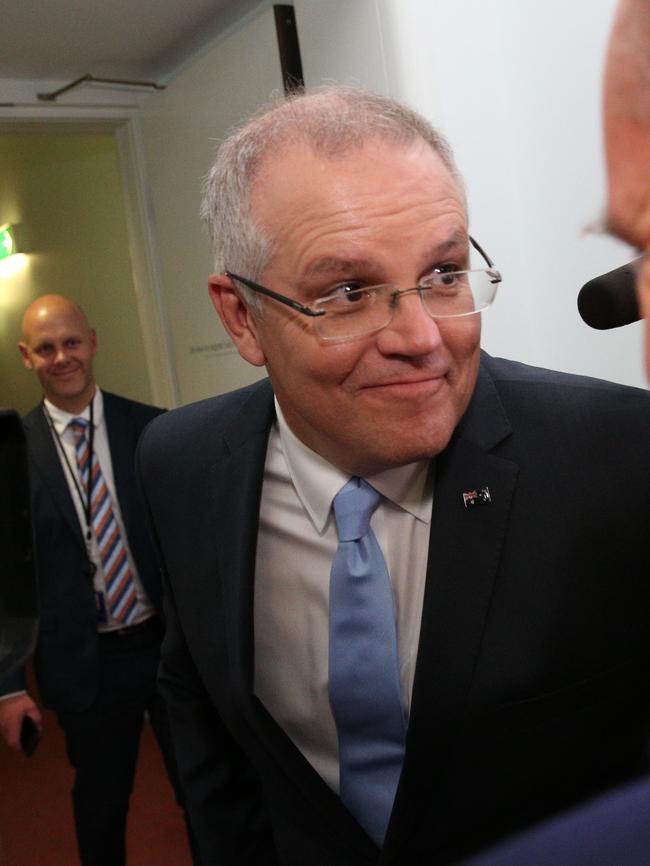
[577,258,643,329]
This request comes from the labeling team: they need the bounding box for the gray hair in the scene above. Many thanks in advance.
[200,85,465,308]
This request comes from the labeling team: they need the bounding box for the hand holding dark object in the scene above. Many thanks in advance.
[0,693,42,753]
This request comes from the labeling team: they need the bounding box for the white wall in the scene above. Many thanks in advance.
[138,2,284,406]
[294,0,646,389]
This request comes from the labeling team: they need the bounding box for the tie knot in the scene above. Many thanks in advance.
[332,478,382,541]
[69,417,89,442]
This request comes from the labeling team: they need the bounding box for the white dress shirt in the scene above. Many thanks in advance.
[254,399,433,793]
[43,388,154,631]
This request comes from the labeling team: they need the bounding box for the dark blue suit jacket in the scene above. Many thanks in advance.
[138,353,650,865]
[0,391,164,711]
[459,776,650,865]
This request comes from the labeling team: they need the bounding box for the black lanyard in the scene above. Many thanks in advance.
[43,397,95,543]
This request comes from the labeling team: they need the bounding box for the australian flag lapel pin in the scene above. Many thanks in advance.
[463,486,491,509]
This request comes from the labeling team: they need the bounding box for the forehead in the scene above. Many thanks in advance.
[25,307,88,345]
[250,138,466,274]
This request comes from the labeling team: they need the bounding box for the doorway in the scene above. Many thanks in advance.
[0,120,175,414]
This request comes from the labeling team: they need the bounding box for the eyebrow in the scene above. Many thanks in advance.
[299,229,470,284]
[430,228,469,254]
[301,257,376,281]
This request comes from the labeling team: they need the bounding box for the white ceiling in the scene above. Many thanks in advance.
[0,0,256,84]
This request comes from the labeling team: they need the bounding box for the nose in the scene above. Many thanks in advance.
[375,288,443,357]
[54,346,70,365]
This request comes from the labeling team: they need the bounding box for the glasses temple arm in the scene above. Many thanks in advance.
[225,271,324,317]
[469,236,496,269]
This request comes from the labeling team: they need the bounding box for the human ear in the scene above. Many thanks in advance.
[18,342,34,371]
[208,274,267,367]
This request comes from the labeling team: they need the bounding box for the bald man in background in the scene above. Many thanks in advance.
[460,3,650,863]
[0,295,190,866]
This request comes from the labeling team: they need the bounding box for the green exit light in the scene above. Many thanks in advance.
[0,224,17,261]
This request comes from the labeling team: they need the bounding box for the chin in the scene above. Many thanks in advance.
[359,436,452,476]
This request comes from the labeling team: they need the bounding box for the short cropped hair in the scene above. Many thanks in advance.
[200,85,464,306]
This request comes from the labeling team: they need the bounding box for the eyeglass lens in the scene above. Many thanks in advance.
[314,269,499,340]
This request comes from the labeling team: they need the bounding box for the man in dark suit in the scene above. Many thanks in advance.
[0,295,188,866]
[137,87,650,865]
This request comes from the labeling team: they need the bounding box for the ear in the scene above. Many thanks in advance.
[18,341,34,371]
[89,328,98,356]
[208,274,267,367]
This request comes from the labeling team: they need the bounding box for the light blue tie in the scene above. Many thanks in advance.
[328,477,406,846]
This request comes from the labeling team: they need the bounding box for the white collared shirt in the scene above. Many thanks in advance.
[43,388,154,631]
[253,399,433,792]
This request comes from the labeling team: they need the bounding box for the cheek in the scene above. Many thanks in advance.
[293,341,367,390]
[265,342,344,408]
[441,317,481,364]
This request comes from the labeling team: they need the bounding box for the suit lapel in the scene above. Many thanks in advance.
[211,391,273,703]
[25,405,86,553]
[385,358,520,855]
[411,360,518,731]
[408,440,519,733]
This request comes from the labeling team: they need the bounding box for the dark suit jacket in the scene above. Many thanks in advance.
[0,391,164,712]
[137,353,650,865]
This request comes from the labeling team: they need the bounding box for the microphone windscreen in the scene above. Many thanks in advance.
[577,259,642,329]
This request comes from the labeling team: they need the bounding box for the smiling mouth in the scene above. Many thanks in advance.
[363,375,447,394]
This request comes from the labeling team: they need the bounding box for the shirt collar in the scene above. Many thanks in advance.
[274,397,433,534]
[44,387,103,436]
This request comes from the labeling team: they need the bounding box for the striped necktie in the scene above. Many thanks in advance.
[328,477,406,846]
[70,417,139,624]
